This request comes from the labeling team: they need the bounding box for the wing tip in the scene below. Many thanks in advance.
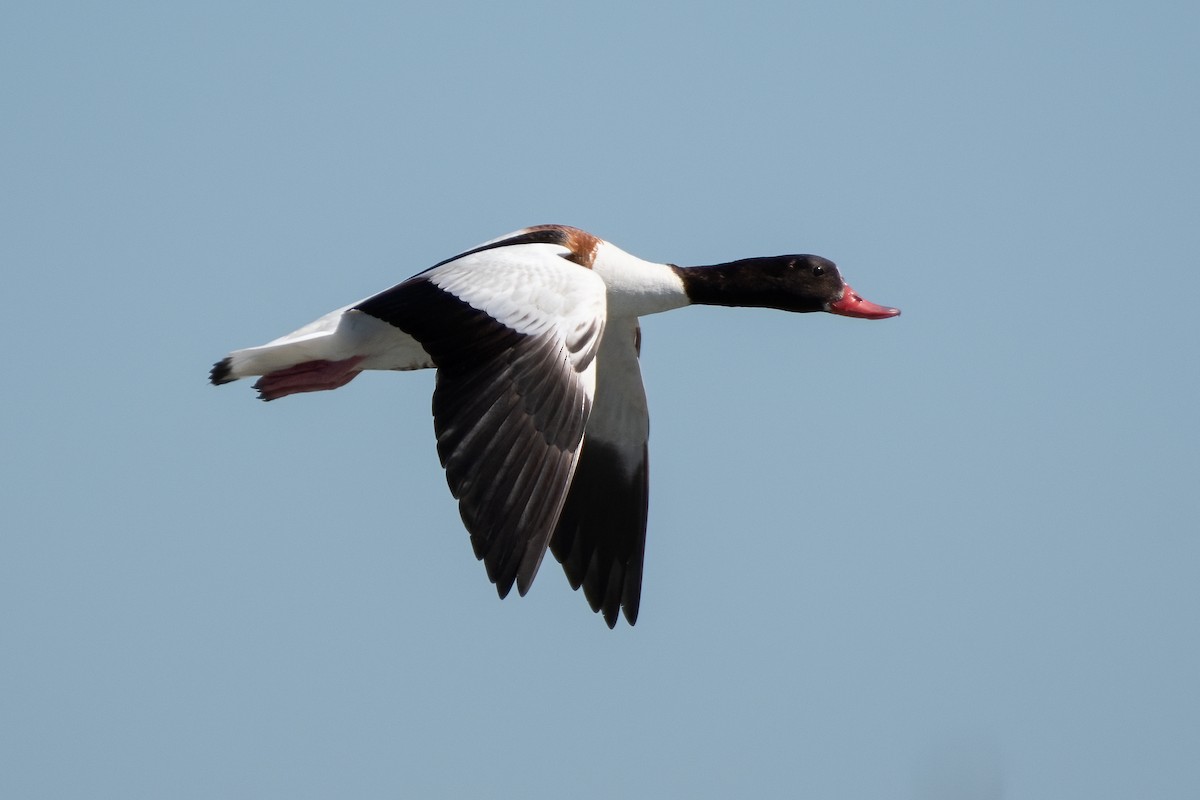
[603,605,619,629]
[599,588,639,629]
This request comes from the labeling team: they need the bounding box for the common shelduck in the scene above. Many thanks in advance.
[211,225,899,627]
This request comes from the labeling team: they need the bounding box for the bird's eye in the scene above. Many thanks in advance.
[811,264,826,277]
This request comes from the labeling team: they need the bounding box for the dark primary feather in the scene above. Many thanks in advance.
[551,440,649,627]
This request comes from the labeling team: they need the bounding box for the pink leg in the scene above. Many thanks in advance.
[253,356,366,401]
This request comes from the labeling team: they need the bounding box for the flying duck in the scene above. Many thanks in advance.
[211,225,900,627]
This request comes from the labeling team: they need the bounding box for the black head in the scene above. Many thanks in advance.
[676,254,900,318]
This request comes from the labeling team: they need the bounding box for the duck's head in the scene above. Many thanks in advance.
[678,254,900,319]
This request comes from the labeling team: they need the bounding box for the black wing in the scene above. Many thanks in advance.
[551,319,650,627]
[355,250,606,599]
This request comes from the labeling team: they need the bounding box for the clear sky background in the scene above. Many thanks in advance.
[2,2,1197,798]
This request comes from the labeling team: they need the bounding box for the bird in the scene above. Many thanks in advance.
[211,224,900,627]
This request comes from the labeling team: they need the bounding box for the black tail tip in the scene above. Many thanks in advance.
[210,357,234,385]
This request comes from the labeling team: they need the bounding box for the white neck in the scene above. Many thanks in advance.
[591,241,690,319]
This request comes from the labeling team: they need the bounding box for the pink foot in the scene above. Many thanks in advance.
[254,356,366,401]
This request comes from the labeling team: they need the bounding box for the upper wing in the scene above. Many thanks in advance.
[354,243,607,599]
[550,318,650,627]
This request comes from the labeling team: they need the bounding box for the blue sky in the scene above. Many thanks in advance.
[2,2,1197,797]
